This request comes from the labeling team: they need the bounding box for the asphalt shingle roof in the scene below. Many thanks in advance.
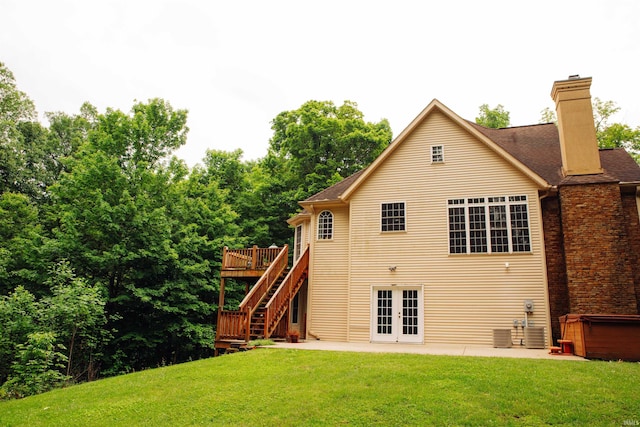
[303,118,640,204]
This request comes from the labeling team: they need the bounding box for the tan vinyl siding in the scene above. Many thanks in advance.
[307,206,350,341]
[345,111,549,345]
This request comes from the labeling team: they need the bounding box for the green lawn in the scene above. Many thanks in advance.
[1,348,638,426]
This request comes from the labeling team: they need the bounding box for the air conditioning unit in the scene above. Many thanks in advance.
[524,327,545,349]
[492,329,512,348]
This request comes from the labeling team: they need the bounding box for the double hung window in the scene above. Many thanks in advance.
[381,202,406,232]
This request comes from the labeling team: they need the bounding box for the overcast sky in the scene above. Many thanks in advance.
[2,0,639,167]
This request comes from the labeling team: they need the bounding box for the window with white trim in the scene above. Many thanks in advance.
[294,224,302,260]
[317,210,333,240]
[447,196,531,254]
[381,202,406,232]
[431,145,444,163]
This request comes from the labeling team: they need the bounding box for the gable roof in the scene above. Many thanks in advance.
[302,99,640,205]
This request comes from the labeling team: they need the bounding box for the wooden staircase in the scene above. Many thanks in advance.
[215,245,309,355]
[249,269,288,339]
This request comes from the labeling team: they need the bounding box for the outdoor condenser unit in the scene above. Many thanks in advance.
[524,327,545,349]
[492,329,512,348]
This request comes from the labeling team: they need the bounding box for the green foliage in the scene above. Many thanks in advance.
[87,99,188,169]
[0,263,110,397]
[269,100,391,194]
[539,106,555,124]
[598,122,640,159]
[43,261,109,381]
[0,287,40,384]
[0,332,68,399]
[592,98,640,160]
[0,62,36,123]
[0,193,45,294]
[475,104,510,128]
[43,106,95,182]
[260,100,392,244]
[0,62,42,199]
[46,100,230,372]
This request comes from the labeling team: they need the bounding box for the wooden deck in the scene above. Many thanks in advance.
[220,245,282,278]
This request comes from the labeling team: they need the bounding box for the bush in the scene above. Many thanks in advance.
[0,332,69,399]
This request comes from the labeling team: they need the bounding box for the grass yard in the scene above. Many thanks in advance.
[1,348,639,426]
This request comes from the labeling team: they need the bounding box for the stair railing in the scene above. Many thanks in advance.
[238,245,288,318]
[264,245,309,338]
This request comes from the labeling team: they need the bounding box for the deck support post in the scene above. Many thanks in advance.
[218,278,226,310]
[245,306,251,342]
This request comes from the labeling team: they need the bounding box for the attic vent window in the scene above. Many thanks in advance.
[431,145,444,163]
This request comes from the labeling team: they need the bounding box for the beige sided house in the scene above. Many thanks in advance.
[215,76,640,355]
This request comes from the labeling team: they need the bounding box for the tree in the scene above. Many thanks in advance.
[597,122,640,159]
[200,149,250,201]
[269,100,391,196]
[539,107,555,124]
[0,192,46,295]
[0,63,90,201]
[43,104,96,184]
[592,98,640,160]
[261,100,392,244]
[0,62,40,198]
[0,62,35,127]
[0,331,68,399]
[43,261,109,381]
[0,286,40,385]
[475,104,510,128]
[87,99,188,169]
[48,100,237,372]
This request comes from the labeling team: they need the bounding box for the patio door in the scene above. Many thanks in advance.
[371,286,423,343]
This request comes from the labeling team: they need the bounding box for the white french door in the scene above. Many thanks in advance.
[371,286,423,343]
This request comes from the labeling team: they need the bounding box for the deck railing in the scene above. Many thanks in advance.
[238,245,288,317]
[264,245,309,338]
[216,310,249,341]
[222,245,282,270]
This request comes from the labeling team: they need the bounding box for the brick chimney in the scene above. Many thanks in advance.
[550,76,638,317]
[551,76,603,176]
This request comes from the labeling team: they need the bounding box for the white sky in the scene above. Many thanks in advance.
[2,0,639,167]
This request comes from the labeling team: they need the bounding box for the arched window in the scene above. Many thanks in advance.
[317,210,333,240]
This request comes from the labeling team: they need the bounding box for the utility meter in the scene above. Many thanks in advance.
[524,300,534,313]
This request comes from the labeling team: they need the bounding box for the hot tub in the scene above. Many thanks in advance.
[559,314,640,361]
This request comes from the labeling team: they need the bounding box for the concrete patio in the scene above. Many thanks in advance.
[271,340,585,361]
